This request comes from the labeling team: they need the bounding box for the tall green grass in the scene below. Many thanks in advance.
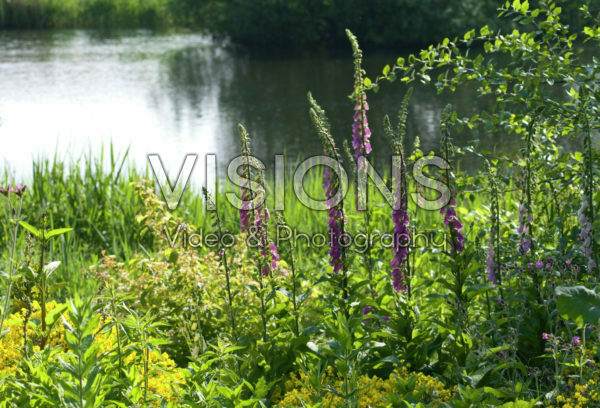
[0,0,170,29]
[2,149,517,299]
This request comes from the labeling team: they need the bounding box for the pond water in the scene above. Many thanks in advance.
[0,29,518,181]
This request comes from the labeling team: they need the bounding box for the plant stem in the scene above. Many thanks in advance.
[110,285,124,378]
[40,216,47,340]
[214,204,237,339]
[286,224,300,336]
[0,195,23,335]
[258,268,268,342]
[584,122,598,274]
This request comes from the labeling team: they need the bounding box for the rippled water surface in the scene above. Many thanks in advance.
[0,29,521,179]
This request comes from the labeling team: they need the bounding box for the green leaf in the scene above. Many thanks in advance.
[556,286,600,326]
[382,64,390,76]
[512,0,521,11]
[500,400,535,408]
[46,228,73,239]
[19,221,41,238]
[363,77,372,87]
[46,303,68,328]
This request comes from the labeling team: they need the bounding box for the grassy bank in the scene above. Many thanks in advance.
[0,0,171,29]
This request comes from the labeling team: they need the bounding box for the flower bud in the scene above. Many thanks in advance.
[15,184,27,197]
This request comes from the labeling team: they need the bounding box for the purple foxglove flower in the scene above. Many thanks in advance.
[519,237,531,254]
[518,203,532,255]
[362,306,373,322]
[535,260,544,269]
[542,332,549,340]
[390,185,410,292]
[442,197,464,256]
[0,186,7,197]
[324,170,344,274]
[391,268,407,292]
[249,204,279,277]
[268,242,281,273]
[239,187,251,231]
[352,92,372,161]
[262,264,270,276]
[572,336,581,345]
[269,242,279,261]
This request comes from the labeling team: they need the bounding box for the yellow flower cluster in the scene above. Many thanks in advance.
[95,323,186,405]
[123,349,186,404]
[1,304,186,405]
[0,301,67,375]
[275,365,453,407]
[554,379,600,408]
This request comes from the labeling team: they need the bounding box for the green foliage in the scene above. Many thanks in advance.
[0,0,170,29]
[556,286,600,327]
[2,2,600,407]
[180,0,586,51]
[0,0,588,51]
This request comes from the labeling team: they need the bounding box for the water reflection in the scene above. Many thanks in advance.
[0,29,542,181]
[159,44,516,177]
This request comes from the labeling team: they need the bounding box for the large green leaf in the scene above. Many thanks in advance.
[45,228,73,239]
[45,303,68,329]
[556,286,600,326]
[19,221,41,238]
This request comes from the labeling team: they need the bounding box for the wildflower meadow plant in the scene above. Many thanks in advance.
[203,187,237,338]
[0,184,26,337]
[239,127,254,232]
[384,89,414,294]
[238,124,280,277]
[578,198,597,273]
[518,199,533,256]
[518,120,536,261]
[347,29,372,166]
[237,124,277,342]
[440,115,464,257]
[485,161,501,286]
[308,92,346,278]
